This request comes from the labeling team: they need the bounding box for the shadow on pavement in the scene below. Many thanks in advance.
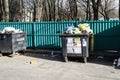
[25,49,120,67]
[89,50,120,67]
[25,49,64,62]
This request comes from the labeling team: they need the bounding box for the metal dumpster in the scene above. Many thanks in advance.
[60,34,89,63]
[0,32,26,56]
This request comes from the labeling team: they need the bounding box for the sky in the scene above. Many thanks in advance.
[116,0,119,3]
[114,0,119,9]
[115,0,119,5]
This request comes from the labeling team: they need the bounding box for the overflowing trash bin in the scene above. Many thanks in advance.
[60,34,89,63]
[60,23,93,63]
[0,27,26,57]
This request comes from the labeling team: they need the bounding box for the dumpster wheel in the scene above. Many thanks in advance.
[19,49,26,55]
[64,57,68,62]
[83,57,87,63]
[9,53,16,57]
[0,52,2,57]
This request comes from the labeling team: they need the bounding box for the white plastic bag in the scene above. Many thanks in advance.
[3,27,16,32]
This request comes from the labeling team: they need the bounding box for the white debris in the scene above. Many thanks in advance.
[3,27,16,32]
[1,27,23,33]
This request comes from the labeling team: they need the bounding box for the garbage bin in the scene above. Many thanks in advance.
[0,32,26,56]
[60,34,89,63]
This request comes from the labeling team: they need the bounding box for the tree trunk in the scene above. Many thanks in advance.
[0,0,4,21]
[47,0,56,21]
[93,7,99,20]
[86,0,89,20]
[91,0,101,20]
[19,0,23,21]
[33,0,42,21]
[42,0,49,21]
[105,11,109,20]
[51,0,56,21]
[3,0,9,21]
[88,2,91,20]
[69,0,77,20]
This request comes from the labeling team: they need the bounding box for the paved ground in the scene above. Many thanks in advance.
[0,51,120,80]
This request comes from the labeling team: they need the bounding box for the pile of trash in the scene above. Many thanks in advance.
[64,23,93,46]
[64,23,93,35]
[0,27,23,33]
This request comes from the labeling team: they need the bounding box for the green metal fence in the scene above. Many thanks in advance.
[0,20,120,51]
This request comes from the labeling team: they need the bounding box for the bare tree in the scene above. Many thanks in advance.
[91,0,101,20]
[57,0,68,20]
[9,0,25,21]
[57,0,60,20]
[45,0,56,21]
[99,0,117,20]
[2,0,9,21]
[78,0,92,20]
[0,0,118,21]
[19,0,24,21]
[86,0,91,20]
[42,0,48,21]
[57,0,71,20]
[33,0,42,21]
[0,0,4,21]
[68,0,78,20]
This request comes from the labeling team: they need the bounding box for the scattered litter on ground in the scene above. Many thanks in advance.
[26,60,37,64]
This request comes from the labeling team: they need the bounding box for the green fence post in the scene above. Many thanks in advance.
[32,22,35,48]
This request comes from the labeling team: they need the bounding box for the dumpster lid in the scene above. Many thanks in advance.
[59,34,90,37]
